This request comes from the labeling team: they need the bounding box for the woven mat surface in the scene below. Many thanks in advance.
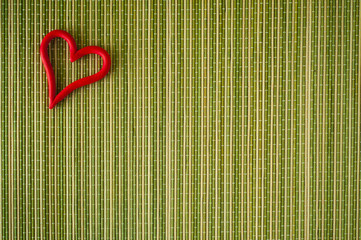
[1,0,361,239]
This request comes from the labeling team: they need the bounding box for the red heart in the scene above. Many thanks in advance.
[40,30,111,109]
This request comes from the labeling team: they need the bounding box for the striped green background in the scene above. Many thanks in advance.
[1,0,361,239]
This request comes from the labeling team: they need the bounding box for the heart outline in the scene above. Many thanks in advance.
[40,30,111,109]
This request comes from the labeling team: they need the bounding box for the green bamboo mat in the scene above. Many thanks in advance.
[1,0,361,239]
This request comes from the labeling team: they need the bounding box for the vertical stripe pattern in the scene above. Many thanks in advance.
[1,0,361,239]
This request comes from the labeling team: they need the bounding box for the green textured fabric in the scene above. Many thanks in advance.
[1,0,361,239]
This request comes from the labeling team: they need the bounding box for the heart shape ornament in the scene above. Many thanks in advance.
[40,30,111,109]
